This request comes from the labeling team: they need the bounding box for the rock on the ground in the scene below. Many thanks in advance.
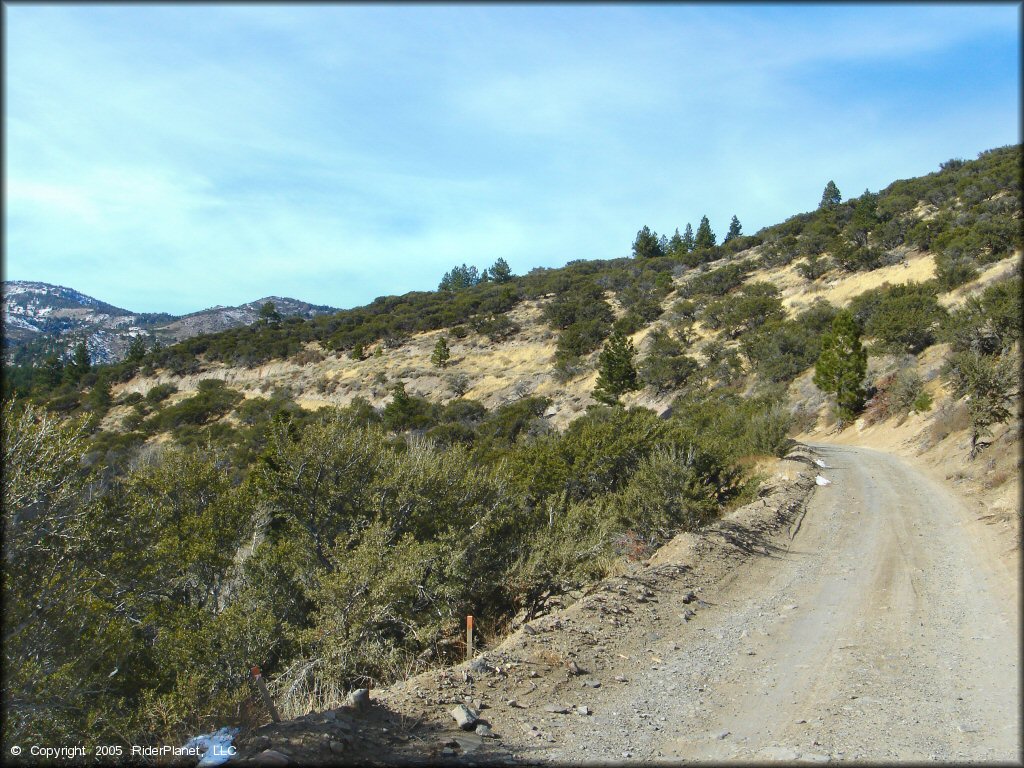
[345,688,370,711]
[451,703,479,730]
[759,746,799,760]
[253,750,290,766]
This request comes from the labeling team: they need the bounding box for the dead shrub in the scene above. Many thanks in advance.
[984,470,1011,489]
[613,530,655,562]
[529,648,565,667]
[929,398,971,443]
[789,403,819,435]
[290,348,326,366]
[315,376,339,395]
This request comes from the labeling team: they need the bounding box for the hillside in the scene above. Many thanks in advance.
[3,144,1020,756]
[79,146,1020,436]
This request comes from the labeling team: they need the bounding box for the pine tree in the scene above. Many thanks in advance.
[668,228,684,255]
[844,190,878,247]
[126,336,147,362]
[64,342,90,384]
[819,180,842,211]
[694,216,716,249]
[592,329,640,405]
[489,257,513,283]
[350,342,365,361]
[38,354,64,390]
[814,310,867,424]
[431,336,451,368]
[382,381,412,428]
[258,301,282,325]
[439,264,481,291]
[86,376,112,413]
[681,223,695,252]
[724,215,742,243]
[632,226,663,259]
[72,341,90,372]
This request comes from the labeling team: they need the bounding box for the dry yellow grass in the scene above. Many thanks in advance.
[938,254,1019,309]
[775,252,936,315]
[107,246,1018,435]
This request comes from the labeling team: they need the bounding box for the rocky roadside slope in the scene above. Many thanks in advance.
[224,450,819,766]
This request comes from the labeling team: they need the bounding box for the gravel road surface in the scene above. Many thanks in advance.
[530,443,1019,763]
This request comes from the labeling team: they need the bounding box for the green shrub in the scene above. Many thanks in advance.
[145,382,178,405]
[935,251,979,290]
[700,282,784,338]
[471,314,520,342]
[556,318,611,359]
[831,239,886,272]
[669,389,793,461]
[943,277,1022,355]
[146,384,243,432]
[851,282,947,354]
[867,367,930,423]
[796,254,830,280]
[381,382,438,432]
[743,300,840,385]
[912,390,934,413]
[678,260,753,298]
[640,329,701,393]
[942,350,1020,455]
[759,235,800,267]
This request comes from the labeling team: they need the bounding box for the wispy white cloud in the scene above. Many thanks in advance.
[4,4,1019,314]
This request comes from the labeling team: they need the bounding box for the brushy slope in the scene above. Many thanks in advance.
[2,144,1019,751]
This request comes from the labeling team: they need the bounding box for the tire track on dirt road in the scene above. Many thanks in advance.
[545,443,1019,763]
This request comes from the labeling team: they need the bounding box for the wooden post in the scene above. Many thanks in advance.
[466,615,474,661]
[251,665,281,723]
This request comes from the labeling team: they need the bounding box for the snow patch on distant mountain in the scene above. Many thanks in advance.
[3,281,339,366]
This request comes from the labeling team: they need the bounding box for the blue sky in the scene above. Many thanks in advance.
[4,4,1020,315]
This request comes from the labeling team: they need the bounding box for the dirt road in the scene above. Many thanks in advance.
[512,443,1019,764]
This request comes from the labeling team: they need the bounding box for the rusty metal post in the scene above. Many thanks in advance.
[251,665,281,723]
[466,615,474,661]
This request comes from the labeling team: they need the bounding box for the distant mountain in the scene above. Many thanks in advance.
[155,296,339,339]
[2,281,338,365]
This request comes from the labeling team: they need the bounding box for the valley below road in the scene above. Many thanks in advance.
[233,443,1020,765]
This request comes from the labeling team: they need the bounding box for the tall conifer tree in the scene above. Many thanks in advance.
[593,329,640,405]
[694,216,716,249]
[814,310,867,423]
[724,215,742,242]
[681,223,695,252]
